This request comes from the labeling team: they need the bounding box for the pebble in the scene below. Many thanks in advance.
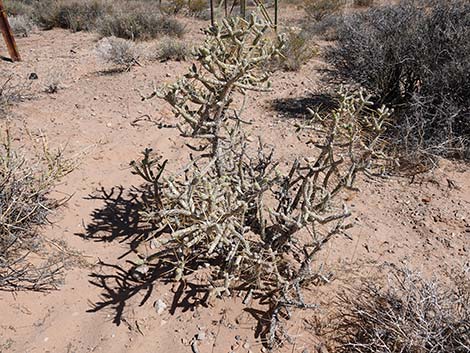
[154,299,167,315]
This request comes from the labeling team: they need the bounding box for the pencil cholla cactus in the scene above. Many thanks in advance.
[153,15,284,175]
[135,16,391,349]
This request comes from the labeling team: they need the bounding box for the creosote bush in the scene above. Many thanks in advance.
[0,130,75,290]
[132,16,391,348]
[334,265,470,352]
[329,0,470,160]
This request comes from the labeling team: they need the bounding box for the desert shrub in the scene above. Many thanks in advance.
[188,0,208,16]
[97,9,185,40]
[3,0,33,17]
[32,0,110,32]
[329,0,470,159]
[0,74,31,117]
[273,30,317,71]
[160,0,187,15]
[303,0,344,21]
[353,0,373,7]
[153,38,190,61]
[0,130,75,290]
[334,266,470,352]
[96,37,141,71]
[44,72,63,94]
[9,15,35,37]
[302,14,342,41]
[135,16,390,348]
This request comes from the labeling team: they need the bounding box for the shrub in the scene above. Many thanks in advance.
[9,15,35,37]
[136,16,390,349]
[273,30,317,71]
[33,0,110,32]
[0,74,31,117]
[302,14,342,41]
[44,72,63,94]
[334,266,470,352]
[303,0,344,21]
[353,0,373,7]
[97,9,185,40]
[329,0,470,159]
[0,130,75,290]
[96,37,141,71]
[3,0,33,17]
[160,0,187,15]
[188,0,208,16]
[153,38,190,61]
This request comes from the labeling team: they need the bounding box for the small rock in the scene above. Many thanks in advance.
[196,332,205,341]
[154,299,167,315]
[235,335,241,341]
[28,72,38,80]
[243,342,250,349]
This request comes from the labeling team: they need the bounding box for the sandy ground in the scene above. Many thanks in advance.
[1,10,469,353]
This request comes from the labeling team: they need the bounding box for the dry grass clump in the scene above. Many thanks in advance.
[96,37,141,71]
[0,130,76,290]
[333,265,470,352]
[329,0,470,160]
[97,8,185,40]
[134,16,392,348]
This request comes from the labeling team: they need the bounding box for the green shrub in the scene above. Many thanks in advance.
[329,0,470,159]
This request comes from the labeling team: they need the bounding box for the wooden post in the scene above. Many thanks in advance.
[0,0,20,62]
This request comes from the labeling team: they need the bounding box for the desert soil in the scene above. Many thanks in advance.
[1,9,469,353]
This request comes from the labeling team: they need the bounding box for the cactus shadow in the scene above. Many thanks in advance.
[270,93,338,120]
[78,185,211,324]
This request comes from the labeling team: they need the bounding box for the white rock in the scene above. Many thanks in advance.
[154,299,167,315]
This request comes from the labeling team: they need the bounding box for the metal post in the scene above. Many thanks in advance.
[274,0,278,31]
[210,0,215,26]
[0,0,21,62]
